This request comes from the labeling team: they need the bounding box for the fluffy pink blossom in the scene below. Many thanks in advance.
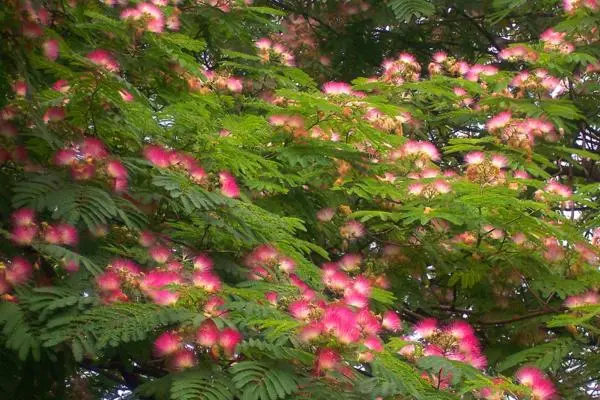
[464,151,485,165]
[192,271,222,293]
[12,208,36,227]
[316,207,336,222]
[413,318,438,338]
[148,289,179,305]
[196,319,220,346]
[154,331,181,357]
[86,49,120,72]
[144,145,171,168]
[486,111,512,131]
[42,39,59,61]
[81,138,108,159]
[382,311,402,331]
[299,322,323,342]
[340,220,365,240]
[226,77,243,93]
[219,171,240,198]
[315,348,340,372]
[5,257,33,285]
[106,159,128,179]
[289,299,312,320]
[338,253,363,272]
[167,349,196,370]
[149,245,171,263]
[322,81,353,95]
[219,328,242,355]
[11,225,38,245]
[54,149,77,166]
[43,106,65,123]
[193,254,213,271]
[96,271,121,292]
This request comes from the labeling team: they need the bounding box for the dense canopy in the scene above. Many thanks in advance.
[0,0,599,399]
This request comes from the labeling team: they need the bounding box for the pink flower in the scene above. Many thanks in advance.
[464,151,485,165]
[137,3,165,33]
[204,295,226,316]
[11,225,38,245]
[81,138,108,159]
[486,111,511,131]
[193,254,213,271]
[96,271,121,292]
[219,328,242,355]
[192,271,222,293]
[544,181,572,198]
[64,259,79,273]
[154,331,181,357]
[138,231,156,247]
[338,253,363,272]
[166,14,180,31]
[340,220,365,240]
[299,322,323,342]
[219,171,240,198]
[255,38,272,50]
[12,80,27,97]
[106,159,128,179]
[432,51,447,63]
[144,145,171,168]
[413,318,438,338]
[289,299,312,320]
[491,154,508,168]
[43,106,65,123]
[352,275,372,297]
[265,291,278,305]
[196,319,220,346]
[42,39,59,61]
[148,289,179,305]
[382,311,402,331]
[86,49,120,72]
[167,349,196,370]
[364,336,384,352]
[119,90,134,102]
[515,366,556,400]
[446,320,476,340]
[54,149,77,166]
[322,81,353,95]
[316,208,336,222]
[22,22,43,39]
[12,208,36,226]
[5,257,33,285]
[315,348,340,372]
[149,245,171,263]
[226,77,243,93]
[408,182,424,196]
[56,223,78,245]
[344,291,369,308]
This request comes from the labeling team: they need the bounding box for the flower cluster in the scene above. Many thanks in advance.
[399,319,488,370]
[0,256,33,296]
[514,366,556,400]
[244,245,296,281]
[321,81,364,97]
[10,208,79,247]
[381,52,422,84]
[268,114,306,137]
[498,45,538,62]
[486,112,560,150]
[540,28,575,54]
[254,38,295,66]
[463,151,509,185]
[563,0,599,13]
[564,290,600,308]
[428,51,497,81]
[509,69,565,97]
[143,144,240,198]
[185,69,244,94]
[86,49,120,72]
[54,138,129,192]
[153,322,243,371]
[363,107,413,134]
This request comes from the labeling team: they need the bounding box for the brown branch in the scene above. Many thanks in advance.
[477,309,561,326]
